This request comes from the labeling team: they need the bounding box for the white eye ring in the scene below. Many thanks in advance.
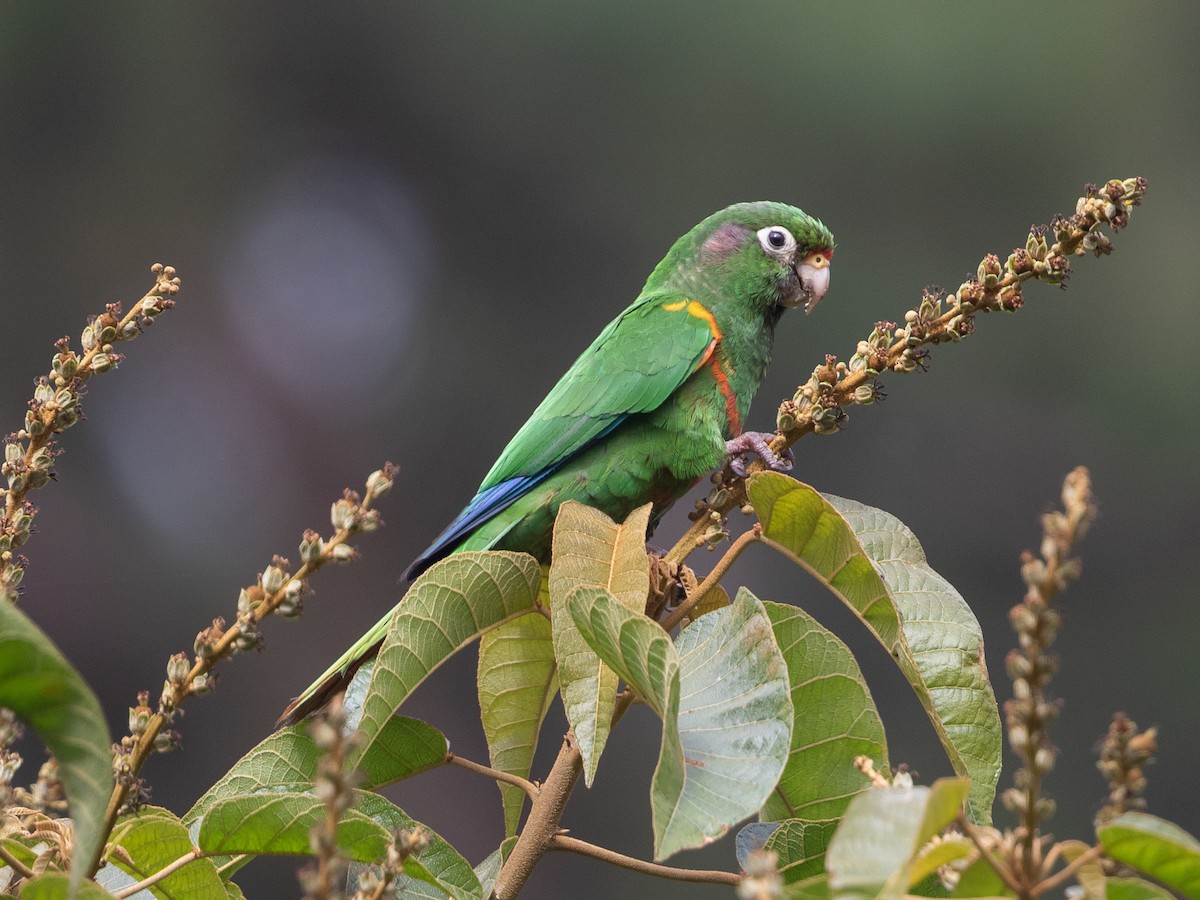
[757,225,796,258]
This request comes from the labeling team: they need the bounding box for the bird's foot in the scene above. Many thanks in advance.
[725,432,794,477]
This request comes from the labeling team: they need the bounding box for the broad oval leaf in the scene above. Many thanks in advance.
[347,551,542,772]
[0,598,114,886]
[184,716,447,827]
[764,818,841,885]
[197,790,390,861]
[96,806,224,899]
[478,610,557,836]
[1097,812,1200,898]
[761,601,888,822]
[747,473,1001,823]
[825,777,969,900]
[548,501,652,786]
[568,587,792,860]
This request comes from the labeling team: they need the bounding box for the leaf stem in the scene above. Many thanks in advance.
[957,815,1023,895]
[447,753,539,800]
[111,848,201,898]
[549,834,739,885]
[660,525,760,631]
[1030,843,1103,897]
[0,842,33,880]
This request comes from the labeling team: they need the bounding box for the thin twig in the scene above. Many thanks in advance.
[112,848,201,898]
[1030,844,1103,897]
[447,753,539,800]
[549,835,739,885]
[0,842,34,880]
[957,816,1023,895]
[660,525,760,631]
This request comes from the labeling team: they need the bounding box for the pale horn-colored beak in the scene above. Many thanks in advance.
[796,249,832,314]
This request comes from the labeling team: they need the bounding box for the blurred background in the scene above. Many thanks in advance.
[1,2,1196,896]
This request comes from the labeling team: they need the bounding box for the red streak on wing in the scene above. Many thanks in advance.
[707,357,741,437]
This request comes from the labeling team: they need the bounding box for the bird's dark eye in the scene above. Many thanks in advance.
[756,225,796,256]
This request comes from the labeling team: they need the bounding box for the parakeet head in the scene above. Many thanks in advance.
[653,201,835,315]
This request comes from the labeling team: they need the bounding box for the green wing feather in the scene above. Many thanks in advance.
[479,291,718,489]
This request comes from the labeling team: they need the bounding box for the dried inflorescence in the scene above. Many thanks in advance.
[1097,712,1157,824]
[1000,467,1096,881]
[0,264,182,603]
[299,696,360,900]
[770,177,1148,445]
[108,464,395,821]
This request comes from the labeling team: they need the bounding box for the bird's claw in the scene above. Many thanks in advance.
[724,432,793,477]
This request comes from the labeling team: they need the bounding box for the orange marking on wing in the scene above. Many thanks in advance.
[685,300,723,342]
[662,300,687,311]
[707,357,741,437]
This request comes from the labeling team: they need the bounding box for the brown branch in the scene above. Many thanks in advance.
[447,753,539,800]
[660,525,760,631]
[493,693,636,899]
[549,835,739,885]
[1031,844,1103,897]
[957,815,1023,896]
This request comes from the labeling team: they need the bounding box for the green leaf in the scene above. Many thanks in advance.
[95,806,224,899]
[184,716,446,824]
[825,778,969,900]
[0,596,115,887]
[197,790,390,861]
[17,873,117,899]
[548,501,652,786]
[747,474,1002,823]
[568,586,792,860]
[950,854,1014,897]
[1098,812,1200,898]
[1106,876,1176,900]
[761,601,888,821]
[348,793,481,900]
[763,819,840,884]
[473,836,518,898]
[478,609,557,836]
[347,551,542,772]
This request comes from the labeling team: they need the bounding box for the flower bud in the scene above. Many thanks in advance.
[299,529,324,563]
[331,498,356,532]
[166,652,189,685]
[261,564,286,595]
[366,467,394,497]
[330,543,356,564]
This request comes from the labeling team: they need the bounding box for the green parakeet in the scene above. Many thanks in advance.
[280,201,834,723]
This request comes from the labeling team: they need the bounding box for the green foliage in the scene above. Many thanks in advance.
[764,819,841,884]
[477,610,556,836]
[824,778,969,900]
[760,601,887,821]
[0,598,114,889]
[747,473,1002,823]
[97,806,225,899]
[17,874,118,899]
[569,586,792,859]
[548,501,652,786]
[345,551,542,771]
[1097,813,1200,898]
